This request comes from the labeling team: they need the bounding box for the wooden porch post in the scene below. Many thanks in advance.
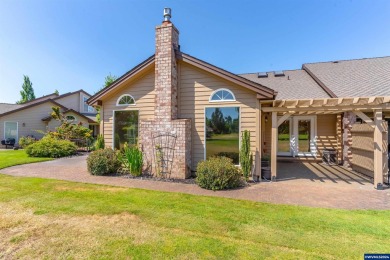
[373,110,384,189]
[271,111,277,181]
[255,102,262,179]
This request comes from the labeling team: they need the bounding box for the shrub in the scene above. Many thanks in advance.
[25,136,77,158]
[87,148,121,175]
[118,145,143,176]
[216,152,239,165]
[196,157,242,190]
[19,136,36,148]
[240,130,253,181]
[94,134,105,150]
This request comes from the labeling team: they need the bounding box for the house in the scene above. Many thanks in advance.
[88,8,389,188]
[0,89,99,145]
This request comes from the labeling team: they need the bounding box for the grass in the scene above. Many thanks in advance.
[206,133,239,159]
[0,150,53,169]
[0,175,389,259]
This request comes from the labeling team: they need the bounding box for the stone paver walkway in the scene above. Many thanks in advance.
[1,155,389,210]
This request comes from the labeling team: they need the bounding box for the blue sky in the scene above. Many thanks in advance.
[1,0,389,103]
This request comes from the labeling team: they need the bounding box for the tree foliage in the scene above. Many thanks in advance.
[103,73,118,88]
[240,130,253,181]
[17,75,35,104]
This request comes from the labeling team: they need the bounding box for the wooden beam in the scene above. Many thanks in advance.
[352,110,375,129]
[271,112,278,181]
[261,104,390,112]
[277,113,292,127]
[255,102,262,179]
[373,110,384,189]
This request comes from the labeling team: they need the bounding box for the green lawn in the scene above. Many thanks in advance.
[0,150,53,169]
[0,175,389,259]
[206,133,239,158]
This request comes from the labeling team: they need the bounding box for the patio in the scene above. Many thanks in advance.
[277,160,374,188]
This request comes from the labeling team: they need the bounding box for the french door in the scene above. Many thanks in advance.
[277,116,316,157]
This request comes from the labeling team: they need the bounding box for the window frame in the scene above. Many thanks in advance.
[112,109,140,149]
[83,95,95,113]
[209,88,236,103]
[203,105,241,166]
[65,115,77,123]
[116,94,136,106]
[4,121,18,142]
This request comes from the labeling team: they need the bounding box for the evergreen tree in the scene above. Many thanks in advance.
[17,75,35,104]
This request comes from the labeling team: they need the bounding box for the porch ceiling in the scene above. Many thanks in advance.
[261,96,390,114]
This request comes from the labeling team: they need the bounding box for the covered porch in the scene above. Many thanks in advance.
[260,96,390,189]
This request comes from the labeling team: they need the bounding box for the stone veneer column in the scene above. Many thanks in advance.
[342,111,356,168]
[139,17,191,179]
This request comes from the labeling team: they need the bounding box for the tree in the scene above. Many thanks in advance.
[96,73,118,123]
[103,73,118,88]
[17,75,35,104]
[211,108,226,134]
[54,89,59,95]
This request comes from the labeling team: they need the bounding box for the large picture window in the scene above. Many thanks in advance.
[205,107,240,164]
[4,122,18,141]
[114,111,139,150]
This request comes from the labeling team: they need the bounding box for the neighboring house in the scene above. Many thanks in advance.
[0,89,99,144]
[88,9,389,188]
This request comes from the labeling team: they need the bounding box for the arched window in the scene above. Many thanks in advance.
[66,115,76,123]
[116,94,136,106]
[209,88,236,102]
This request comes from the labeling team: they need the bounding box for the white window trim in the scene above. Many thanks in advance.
[65,115,77,123]
[203,105,241,166]
[209,88,236,102]
[116,94,136,106]
[4,121,18,142]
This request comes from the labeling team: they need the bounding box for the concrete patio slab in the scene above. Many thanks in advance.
[1,155,389,210]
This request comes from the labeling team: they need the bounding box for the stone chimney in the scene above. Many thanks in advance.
[139,8,191,179]
[154,8,179,121]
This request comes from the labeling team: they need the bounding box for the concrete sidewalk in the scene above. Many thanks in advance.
[1,155,389,210]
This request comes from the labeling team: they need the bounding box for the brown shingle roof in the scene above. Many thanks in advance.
[303,56,390,98]
[0,103,24,115]
[239,70,330,99]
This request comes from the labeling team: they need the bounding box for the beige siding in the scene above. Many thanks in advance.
[178,62,259,171]
[0,102,61,141]
[47,111,89,131]
[55,92,81,112]
[101,68,155,148]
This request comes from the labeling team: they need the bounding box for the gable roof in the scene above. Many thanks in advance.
[239,70,331,99]
[0,99,67,117]
[178,52,275,99]
[302,56,390,98]
[0,103,24,114]
[19,93,59,106]
[88,52,276,104]
[88,55,155,104]
[53,89,92,101]
[41,108,97,123]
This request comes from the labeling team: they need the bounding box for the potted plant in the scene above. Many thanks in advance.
[261,155,271,180]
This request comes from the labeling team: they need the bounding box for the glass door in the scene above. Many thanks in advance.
[277,119,292,156]
[4,122,18,142]
[293,116,316,156]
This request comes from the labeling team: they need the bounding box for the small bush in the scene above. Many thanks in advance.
[118,145,143,176]
[87,148,121,175]
[19,136,36,148]
[216,152,239,165]
[94,134,105,150]
[196,157,242,190]
[25,136,77,158]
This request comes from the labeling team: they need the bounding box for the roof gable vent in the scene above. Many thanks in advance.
[274,71,285,77]
[257,72,268,78]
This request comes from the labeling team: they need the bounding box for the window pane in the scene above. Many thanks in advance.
[5,122,17,140]
[205,107,240,164]
[278,120,290,153]
[298,120,310,153]
[114,111,139,150]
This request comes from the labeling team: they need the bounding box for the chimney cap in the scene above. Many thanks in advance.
[163,8,171,22]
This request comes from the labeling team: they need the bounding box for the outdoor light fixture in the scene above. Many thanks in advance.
[163,7,171,22]
[22,123,26,127]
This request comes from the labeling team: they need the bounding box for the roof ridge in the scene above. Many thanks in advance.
[19,92,59,105]
[303,55,390,66]
[238,68,305,75]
